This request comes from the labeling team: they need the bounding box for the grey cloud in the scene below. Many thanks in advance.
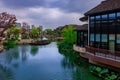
[0,0,104,29]
[24,7,84,28]
[0,0,45,9]
[56,0,104,13]
[1,0,104,13]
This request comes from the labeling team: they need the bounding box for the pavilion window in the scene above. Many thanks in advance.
[90,33,95,47]
[102,14,107,20]
[95,34,100,48]
[96,34,100,42]
[116,12,120,33]
[90,34,94,41]
[109,34,115,41]
[77,31,81,46]
[95,15,101,33]
[96,15,101,20]
[102,34,107,42]
[109,34,115,51]
[84,32,88,46]
[80,32,83,41]
[90,16,95,21]
[101,14,108,34]
[90,16,95,34]
[79,32,84,47]
[109,20,116,33]
[109,13,116,19]
[117,12,120,19]
[116,34,120,51]
[101,34,108,49]
[109,13,116,34]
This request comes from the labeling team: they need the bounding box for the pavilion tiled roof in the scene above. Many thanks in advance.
[85,0,120,15]
[75,24,88,31]
[79,16,88,21]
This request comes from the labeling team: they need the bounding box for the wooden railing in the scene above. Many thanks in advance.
[85,46,120,60]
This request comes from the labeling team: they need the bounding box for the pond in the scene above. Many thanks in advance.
[0,42,100,80]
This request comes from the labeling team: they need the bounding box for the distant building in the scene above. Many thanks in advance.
[31,25,35,28]
[22,22,30,30]
[53,24,81,37]
[31,25,43,30]
[54,24,81,31]
[39,25,43,30]
[27,25,30,30]
[15,23,21,27]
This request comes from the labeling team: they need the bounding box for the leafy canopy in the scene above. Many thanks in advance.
[29,27,41,39]
[5,25,22,40]
[62,25,76,44]
[44,29,52,35]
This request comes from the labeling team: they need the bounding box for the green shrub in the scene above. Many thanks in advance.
[89,65,119,80]
[3,39,16,49]
[100,69,109,74]
[96,67,102,73]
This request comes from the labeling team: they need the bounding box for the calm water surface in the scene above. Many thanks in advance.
[0,42,99,80]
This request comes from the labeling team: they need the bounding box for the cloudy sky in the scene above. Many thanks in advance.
[0,0,103,29]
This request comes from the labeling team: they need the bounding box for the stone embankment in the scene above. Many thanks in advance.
[18,39,34,44]
[0,44,3,52]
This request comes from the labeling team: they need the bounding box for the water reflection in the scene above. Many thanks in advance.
[4,47,19,64]
[0,42,99,80]
[20,45,29,61]
[59,44,99,80]
[0,45,32,67]
[0,64,14,80]
[61,57,74,69]
[30,46,39,56]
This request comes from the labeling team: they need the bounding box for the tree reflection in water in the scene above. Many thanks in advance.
[0,64,14,80]
[21,45,29,61]
[30,46,39,56]
[5,47,19,63]
[61,57,74,69]
[0,46,29,69]
[58,44,99,80]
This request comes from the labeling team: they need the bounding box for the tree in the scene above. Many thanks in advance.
[21,22,30,39]
[62,25,76,44]
[5,25,22,40]
[29,27,41,40]
[44,29,52,35]
[0,12,17,36]
[12,26,22,40]
[43,29,53,40]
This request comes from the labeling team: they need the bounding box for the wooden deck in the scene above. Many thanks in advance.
[80,52,120,68]
[74,45,120,69]
[85,46,120,69]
